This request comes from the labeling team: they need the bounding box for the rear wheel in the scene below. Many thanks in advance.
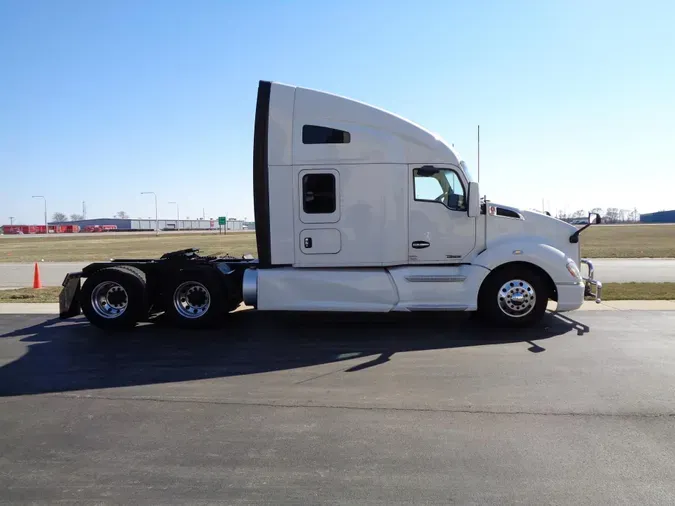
[478,266,549,327]
[163,271,235,329]
[80,266,148,331]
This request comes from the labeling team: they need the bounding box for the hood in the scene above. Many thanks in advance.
[486,202,581,265]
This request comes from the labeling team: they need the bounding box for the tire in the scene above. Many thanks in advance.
[477,265,549,327]
[80,266,148,331]
[162,270,235,329]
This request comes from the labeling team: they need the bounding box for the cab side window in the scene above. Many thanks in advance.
[413,168,466,211]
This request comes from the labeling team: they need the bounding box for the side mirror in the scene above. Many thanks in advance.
[448,193,460,209]
[589,212,602,224]
[467,182,480,217]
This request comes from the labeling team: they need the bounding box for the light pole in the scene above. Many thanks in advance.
[141,192,158,235]
[9,217,14,225]
[32,195,47,234]
[168,201,179,230]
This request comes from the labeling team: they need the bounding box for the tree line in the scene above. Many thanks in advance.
[51,211,129,222]
[556,207,640,223]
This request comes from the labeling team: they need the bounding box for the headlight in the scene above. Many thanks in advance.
[566,260,582,281]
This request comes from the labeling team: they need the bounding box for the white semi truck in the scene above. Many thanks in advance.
[59,80,602,330]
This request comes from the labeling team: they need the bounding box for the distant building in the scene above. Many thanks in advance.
[49,217,250,231]
[640,210,675,224]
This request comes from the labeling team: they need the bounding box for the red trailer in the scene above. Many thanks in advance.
[1,225,23,234]
[83,225,118,233]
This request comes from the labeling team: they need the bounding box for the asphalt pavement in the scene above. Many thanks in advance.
[2,310,675,503]
[585,258,675,283]
[1,258,674,289]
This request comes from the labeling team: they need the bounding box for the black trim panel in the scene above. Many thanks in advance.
[253,80,272,267]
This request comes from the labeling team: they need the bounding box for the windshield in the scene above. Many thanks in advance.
[459,161,475,182]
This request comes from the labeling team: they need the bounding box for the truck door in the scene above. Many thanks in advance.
[408,164,477,263]
[297,168,342,256]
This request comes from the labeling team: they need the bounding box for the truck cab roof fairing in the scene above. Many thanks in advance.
[291,85,462,166]
[253,80,272,267]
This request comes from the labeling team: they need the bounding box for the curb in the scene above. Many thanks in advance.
[1,301,675,315]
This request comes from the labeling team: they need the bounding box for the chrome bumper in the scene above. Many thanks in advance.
[581,259,602,303]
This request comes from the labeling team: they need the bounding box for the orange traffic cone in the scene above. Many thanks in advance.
[33,262,42,289]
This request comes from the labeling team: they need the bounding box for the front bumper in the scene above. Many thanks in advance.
[580,259,602,303]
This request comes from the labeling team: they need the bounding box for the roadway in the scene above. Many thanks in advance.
[2,310,675,503]
[1,258,674,289]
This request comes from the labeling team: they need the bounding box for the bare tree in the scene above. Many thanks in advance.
[70,213,84,221]
[572,209,586,219]
[604,208,620,223]
[51,212,68,222]
[590,207,603,216]
[115,211,129,219]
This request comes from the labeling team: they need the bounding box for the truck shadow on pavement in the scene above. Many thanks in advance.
[0,310,589,397]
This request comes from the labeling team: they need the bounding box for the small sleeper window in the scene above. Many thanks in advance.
[302,125,351,144]
[302,173,336,214]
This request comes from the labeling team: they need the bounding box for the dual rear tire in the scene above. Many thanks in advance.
[161,270,238,329]
[80,266,148,331]
[80,267,236,331]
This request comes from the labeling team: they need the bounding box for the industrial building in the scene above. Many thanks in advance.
[50,218,250,231]
[640,210,675,224]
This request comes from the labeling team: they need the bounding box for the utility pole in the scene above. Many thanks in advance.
[169,201,179,228]
[32,196,47,233]
[141,192,159,236]
[82,201,87,219]
[9,216,15,225]
[477,125,480,183]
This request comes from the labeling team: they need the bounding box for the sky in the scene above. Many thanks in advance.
[1,0,674,224]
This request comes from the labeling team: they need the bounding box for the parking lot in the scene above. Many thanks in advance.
[2,310,675,504]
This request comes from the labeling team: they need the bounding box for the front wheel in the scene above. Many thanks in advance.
[477,266,549,327]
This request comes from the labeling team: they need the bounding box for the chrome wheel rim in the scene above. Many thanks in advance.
[497,279,536,318]
[173,281,211,319]
[91,281,128,319]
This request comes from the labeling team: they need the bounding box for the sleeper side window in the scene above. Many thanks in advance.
[302,173,336,214]
[302,125,351,144]
[298,169,341,224]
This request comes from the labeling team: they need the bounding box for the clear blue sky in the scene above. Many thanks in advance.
[1,0,673,224]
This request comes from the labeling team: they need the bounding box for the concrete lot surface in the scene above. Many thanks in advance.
[2,311,675,503]
[2,258,675,289]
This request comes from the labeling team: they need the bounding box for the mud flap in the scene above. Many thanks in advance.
[59,272,83,319]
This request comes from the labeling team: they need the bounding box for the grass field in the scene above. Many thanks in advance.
[579,224,675,258]
[0,224,673,263]
[0,286,62,303]
[3,283,674,303]
[0,232,258,263]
